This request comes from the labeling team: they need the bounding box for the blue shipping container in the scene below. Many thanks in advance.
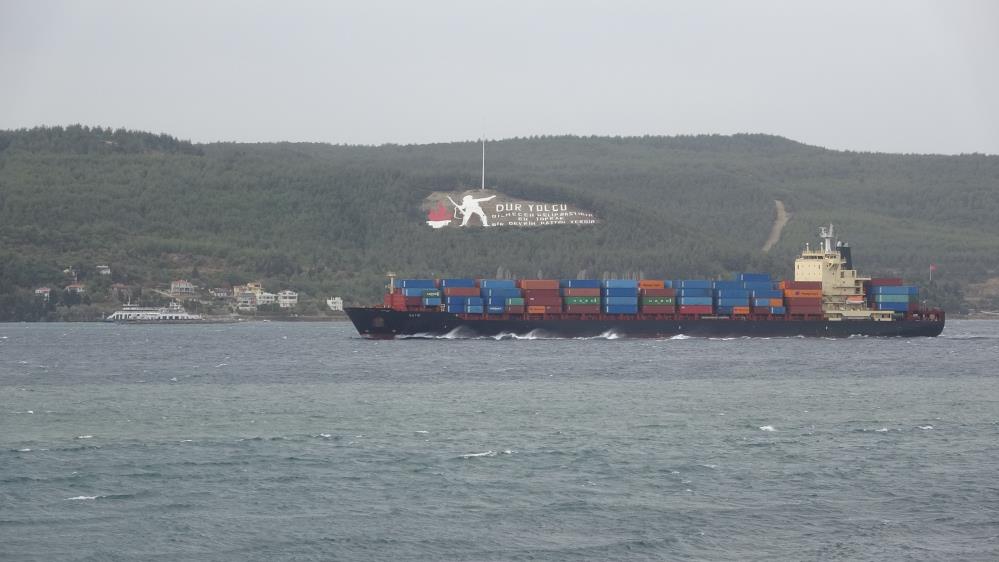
[465,305,484,314]
[876,302,911,311]
[479,279,517,289]
[714,289,751,298]
[446,305,465,313]
[738,273,772,282]
[742,282,777,291]
[602,288,639,297]
[712,281,745,290]
[398,279,436,288]
[676,280,713,289]
[752,289,783,298]
[602,279,640,289]
[678,296,713,306]
[677,288,712,297]
[445,296,467,304]
[716,306,733,315]
[422,298,441,307]
[769,306,786,315]
[485,297,508,306]
[753,298,772,307]
[465,297,483,306]
[716,298,749,307]
[603,305,639,314]
[604,296,639,306]
[480,288,522,298]
[871,285,919,295]
[560,279,602,288]
[439,278,476,288]
[401,287,428,297]
[487,305,506,314]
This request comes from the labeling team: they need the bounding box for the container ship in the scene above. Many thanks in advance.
[346,225,944,338]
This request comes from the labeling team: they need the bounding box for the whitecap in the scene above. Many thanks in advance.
[76,435,93,439]
[670,334,691,340]
[918,425,934,430]
[875,427,889,432]
[414,430,429,434]
[502,449,515,455]
[316,433,332,439]
[215,363,228,368]
[461,450,497,458]
[66,495,99,501]
[17,448,31,452]
[759,425,775,432]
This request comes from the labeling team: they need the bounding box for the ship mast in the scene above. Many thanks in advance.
[481,138,485,190]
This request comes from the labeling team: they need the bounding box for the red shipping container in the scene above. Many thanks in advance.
[564,305,600,314]
[526,296,562,306]
[522,289,561,297]
[640,305,676,314]
[639,288,676,297]
[506,305,525,314]
[561,288,601,297]
[443,287,479,297]
[404,296,422,306]
[679,305,713,314]
[638,279,665,289]
[787,307,824,314]
[519,279,559,290]
[784,297,822,307]
[869,278,903,286]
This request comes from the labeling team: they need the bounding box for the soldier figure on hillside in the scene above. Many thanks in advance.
[448,194,496,227]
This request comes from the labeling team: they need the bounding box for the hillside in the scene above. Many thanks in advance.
[1,125,997,320]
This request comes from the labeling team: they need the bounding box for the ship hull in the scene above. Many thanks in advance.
[346,308,944,339]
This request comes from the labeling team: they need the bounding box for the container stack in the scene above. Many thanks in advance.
[737,273,784,315]
[602,279,639,314]
[867,278,919,313]
[638,279,676,313]
[520,279,562,314]
[560,279,602,314]
[676,280,714,315]
[441,278,481,314]
[479,279,521,315]
[397,279,437,310]
[781,280,823,315]
[712,279,751,316]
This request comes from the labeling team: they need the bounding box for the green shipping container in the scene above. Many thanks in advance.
[873,294,911,303]
[506,297,525,306]
[641,296,675,305]
[563,296,600,305]
[422,289,442,298]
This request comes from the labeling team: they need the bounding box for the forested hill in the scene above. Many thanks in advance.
[1,125,997,317]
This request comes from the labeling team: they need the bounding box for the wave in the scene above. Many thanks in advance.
[460,450,497,458]
[759,425,776,432]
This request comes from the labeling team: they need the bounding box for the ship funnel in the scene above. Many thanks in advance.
[840,242,853,269]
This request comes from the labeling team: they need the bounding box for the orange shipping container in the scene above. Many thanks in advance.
[519,279,559,290]
[527,305,548,314]
[769,298,784,307]
[638,279,665,289]
[732,306,751,315]
[784,289,822,298]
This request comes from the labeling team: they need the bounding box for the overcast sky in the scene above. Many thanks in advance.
[2,1,997,154]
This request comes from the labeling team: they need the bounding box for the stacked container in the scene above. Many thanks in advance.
[520,279,562,314]
[676,280,713,315]
[638,279,676,313]
[479,279,521,314]
[870,284,919,312]
[602,279,639,314]
[713,279,751,316]
[560,279,601,314]
[781,280,823,315]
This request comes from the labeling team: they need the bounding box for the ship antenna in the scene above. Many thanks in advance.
[480,138,485,191]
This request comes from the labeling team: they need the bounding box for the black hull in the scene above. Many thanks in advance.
[345,308,945,339]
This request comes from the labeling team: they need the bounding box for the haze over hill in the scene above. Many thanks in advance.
[1,126,994,320]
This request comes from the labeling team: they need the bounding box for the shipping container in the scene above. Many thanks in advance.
[440,278,476,288]
[479,279,517,289]
[466,305,484,314]
[873,294,913,303]
[559,279,602,289]
[753,298,772,307]
[640,305,675,314]
[443,287,480,297]
[784,297,822,307]
[638,279,665,289]
[738,273,771,282]
[603,304,638,314]
[871,285,918,295]
[563,296,600,305]
[639,287,676,297]
[422,289,441,298]
[715,289,751,298]
[404,296,422,306]
[678,296,713,306]
[398,279,437,288]
[641,296,675,305]
[506,305,525,314]
[869,278,903,286]
[712,281,745,290]
[876,302,911,311]
[769,306,786,315]
[445,296,468,304]
[522,289,561,298]
[742,282,777,291]
[526,297,562,306]
[751,289,783,299]
[422,297,441,307]
[401,287,429,297]
[602,287,639,297]
[716,297,750,307]
[678,304,714,314]
[716,306,733,315]
[784,289,822,298]
[506,297,525,306]
[480,288,522,298]
[561,288,601,297]
[770,298,784,307]
[527,305,547,314]
[677,288,712,297]
[676,280,712,289]
[780,280,822,290]
[602,279,640,289]
[487,305,506,314]
[446,304,465,313]
[732,306,751,315]
[604,296,639,306]
[519,279,560,290]
[564,304,601,314]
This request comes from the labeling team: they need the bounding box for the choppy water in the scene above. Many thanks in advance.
[2,320,998,561]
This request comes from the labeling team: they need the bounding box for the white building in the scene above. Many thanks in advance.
[236,291,257,311]
[257,292,276,305]
[277,290,298,308]
[171,280,196,297]
[96,265,112,276]
[327,296,343,312]
[34,287,51,302]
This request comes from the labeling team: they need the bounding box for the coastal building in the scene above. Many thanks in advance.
[64,283,86,294]
[327,296,343,312]
[171,279,196,297]
[110,283,132,301]
[96,265,112,276]
[209,287,232,299]
[236,291,257,311]
[257,292,276,306]
[34,287,51,302]
[277,290,298,308]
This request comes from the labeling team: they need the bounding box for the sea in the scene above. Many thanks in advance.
[1,320,998,561]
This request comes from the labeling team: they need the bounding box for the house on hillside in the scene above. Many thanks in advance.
[110,283,131,301]
[34,287,51,302]
[327,296,343,312]
[64,283,86,294]
[209,287,232,300]
[96,265,112,276]
[171,279,196,297]
[236,291,257,311]
[277,290,298,308]
[257,292,276,306]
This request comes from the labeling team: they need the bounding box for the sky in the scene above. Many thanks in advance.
[2,0,998,154]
